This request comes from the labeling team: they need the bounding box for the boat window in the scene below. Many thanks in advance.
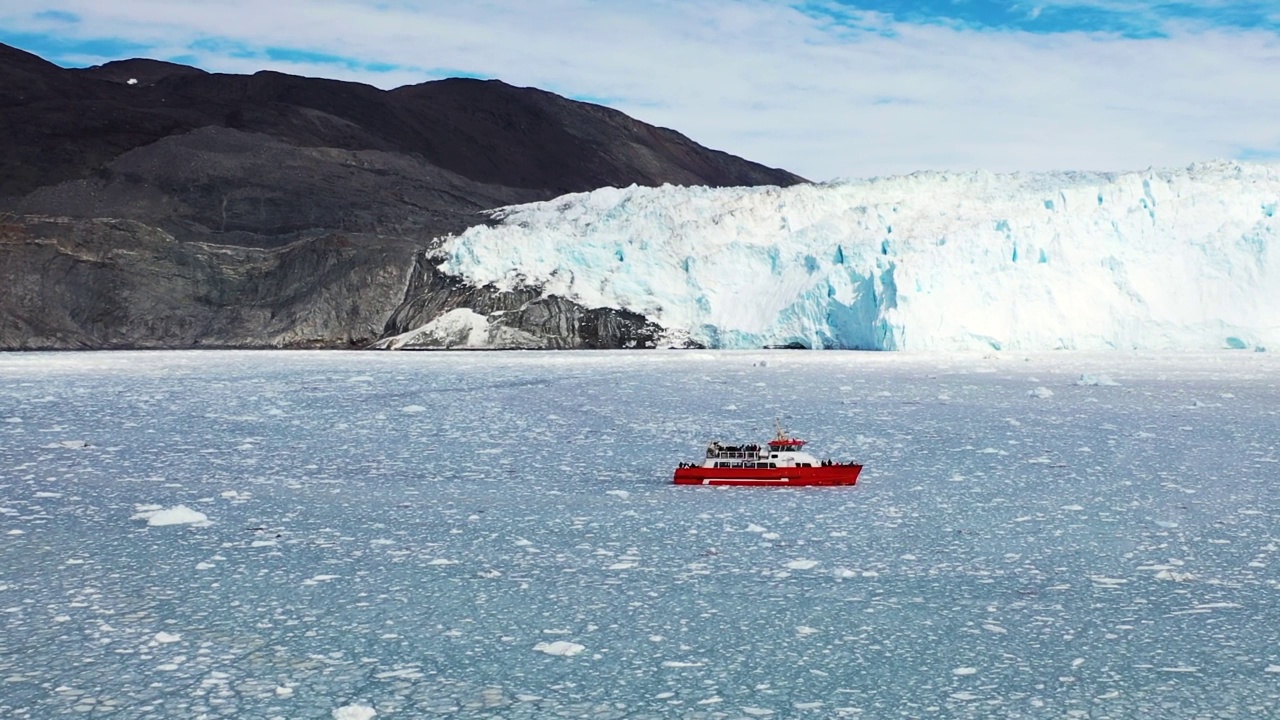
[767,463,776,468]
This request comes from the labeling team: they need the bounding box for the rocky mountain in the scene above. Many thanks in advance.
[0,43,804,349]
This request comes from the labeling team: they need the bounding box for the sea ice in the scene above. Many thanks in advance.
[2,349,1278,719]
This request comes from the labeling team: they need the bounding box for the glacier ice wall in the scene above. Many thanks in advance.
[437,161,1280,350]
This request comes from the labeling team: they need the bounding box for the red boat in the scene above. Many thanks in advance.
[673,424,862,487]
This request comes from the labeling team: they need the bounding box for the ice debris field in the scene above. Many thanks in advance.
[437,161,1280,351]
[2,349,1279,718]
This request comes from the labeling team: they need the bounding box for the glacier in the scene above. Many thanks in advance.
[437,161,1280,351]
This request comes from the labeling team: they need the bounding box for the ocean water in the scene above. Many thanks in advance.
[1,350,1278,719]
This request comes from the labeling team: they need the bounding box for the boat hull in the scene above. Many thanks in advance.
[673,464,862,487]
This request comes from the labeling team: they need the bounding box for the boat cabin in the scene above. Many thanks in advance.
[703,434,821,469]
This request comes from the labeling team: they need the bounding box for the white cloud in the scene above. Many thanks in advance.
[3,0,1278,180]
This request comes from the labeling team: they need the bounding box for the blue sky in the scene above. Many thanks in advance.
[2,1,1277,180]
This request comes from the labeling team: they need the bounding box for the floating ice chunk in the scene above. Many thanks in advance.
[746,523,767,533]
[1155,570,1194,582]
[662,660,704,667]
[34,492,62,498]
[302,574,341,585]
[949,692,978,700]
[401,405,426,413]
[1076,374,1120,386]
[275,686,294,697]
[606,490,631,499]
[1266,665,1280,673]
[762,532,781,540]
[1158,666,1199,673]
[427,559,457,566]
[333,704,376,720]
[607,562,637,570]
[373,668,424,679]
[785,560,820,570]
[1061,504,1084,511]
[952,667,977,676]
[131,505,210,527]
[534,641,585,656]
[981,624,1007,634]
[1090,576,1127,586]
[1028,387,1054,398]
[43,440,89,449]
[741,708,775,717]
[796,626,819,635]
[195,562,215,570]
[153,632,181,644]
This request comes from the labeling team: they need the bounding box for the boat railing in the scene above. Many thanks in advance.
[705,450,760,460]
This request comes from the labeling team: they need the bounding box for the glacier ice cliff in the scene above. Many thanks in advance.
[436,161,1280,351]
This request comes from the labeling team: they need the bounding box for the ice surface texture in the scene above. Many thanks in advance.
[2,350,1279,718]
[439,161,1280,350]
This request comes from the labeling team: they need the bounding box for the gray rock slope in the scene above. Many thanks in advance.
[0,44,805,349]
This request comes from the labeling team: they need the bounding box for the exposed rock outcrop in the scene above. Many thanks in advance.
[0,43,805,350]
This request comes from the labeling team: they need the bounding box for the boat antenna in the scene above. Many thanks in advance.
[774,417,787,441]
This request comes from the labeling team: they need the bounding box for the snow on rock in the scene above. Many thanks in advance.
[374,308,538,350]
[130,505,210,527]
[438,162,1280,350]
[534,640,585,656]
[332,704,376,720]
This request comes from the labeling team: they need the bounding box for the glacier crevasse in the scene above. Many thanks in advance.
[437,161,1280,350]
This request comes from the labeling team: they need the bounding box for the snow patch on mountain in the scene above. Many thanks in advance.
[437,161,1280,351]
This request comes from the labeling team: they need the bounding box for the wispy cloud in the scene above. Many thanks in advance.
[1,0,1277,180]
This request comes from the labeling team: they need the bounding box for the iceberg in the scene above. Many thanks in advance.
[437,161,1280,350]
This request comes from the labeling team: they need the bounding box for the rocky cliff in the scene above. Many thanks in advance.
[0,43,804,349]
